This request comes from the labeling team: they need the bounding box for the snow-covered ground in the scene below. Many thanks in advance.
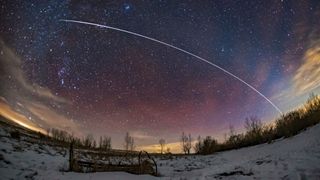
[1,123,320,179]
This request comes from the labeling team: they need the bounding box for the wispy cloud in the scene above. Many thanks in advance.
[0,38,68,104]
[24,101,82,136]
[0,98,46,134]
[130,131,155,140]
[293,38,320,95]
[271,28,320,112]
[0,38,82,136]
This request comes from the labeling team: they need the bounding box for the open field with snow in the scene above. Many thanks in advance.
[0,116,320,180]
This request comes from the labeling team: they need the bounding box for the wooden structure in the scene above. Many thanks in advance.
[69,143,157,176]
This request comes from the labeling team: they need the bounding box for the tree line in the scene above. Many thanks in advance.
[47,129,136,152]
[48,129,112,150]
[39,93,320,155]
[184,93,320,155]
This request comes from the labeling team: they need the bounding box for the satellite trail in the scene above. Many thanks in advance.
[60,19,283,114]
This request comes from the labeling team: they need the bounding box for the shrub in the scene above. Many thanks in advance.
[275,94,320,138]
[196,136,218,155]
[243,116,263,146]
[196,93,320,155]
[10,130,20,139]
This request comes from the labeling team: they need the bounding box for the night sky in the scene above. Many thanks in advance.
[1,0,320,152]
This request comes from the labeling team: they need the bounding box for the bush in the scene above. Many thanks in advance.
[10,130,20,139]
[225,134,245,149]
[195,136,218,155]
[261,125,275,143]
[274,94,320,138]
[196,93,320,155]
[243,116,263,146]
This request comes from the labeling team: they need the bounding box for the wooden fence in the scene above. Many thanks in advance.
[68,142,158,176]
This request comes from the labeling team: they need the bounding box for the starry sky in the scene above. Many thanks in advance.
[0,0,320,152]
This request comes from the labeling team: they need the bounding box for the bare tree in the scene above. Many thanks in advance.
[194,135,202,154]
[244,116,263,145]
[99,136,111,151]
[51,128,69,142]
[186,134,192,154]
[83,134,94,148]
[99,136,103,148]
[181,132,187,154]
[124,132,135,151]
[46,128,50,137]
[130,137,135,151]
[245,116,262,134]
[159,138,166,154]
[124,132,130,150]
[181,132,192,154]
[166,147,171,154]
[228,125,235,137]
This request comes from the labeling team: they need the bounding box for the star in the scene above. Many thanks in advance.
[0,0,319,150]
[123,3,133,13]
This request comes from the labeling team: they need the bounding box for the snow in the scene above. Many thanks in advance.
[1,123,320,179]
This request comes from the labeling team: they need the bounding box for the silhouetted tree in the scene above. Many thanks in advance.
[166,147,171,154]
[83,134,94,148]
[51,128,69,142]
[99,136,111,151]
[244,116,263,146]
[196,136,218,155]
[181,132,192,154]
[124,132,134,151]
[188,94,320,154]
[194,136,202,154]
[159,138,166,154]
[130,137,135,151]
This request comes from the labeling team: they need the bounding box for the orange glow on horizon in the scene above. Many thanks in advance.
[0,101,46,134]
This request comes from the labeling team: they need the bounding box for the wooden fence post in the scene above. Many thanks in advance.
[69,142,74,171]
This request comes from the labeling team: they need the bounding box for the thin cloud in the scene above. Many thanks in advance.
[136,141,197,154]
[130,131,154,140]
[271,30,320,107]
[293,39,320,95]
[0,98,46,134]
[24,101,82,136]
[0,38,82,136]
[0,38,68,104]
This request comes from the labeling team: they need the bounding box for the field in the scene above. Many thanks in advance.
[0,115,320,179]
